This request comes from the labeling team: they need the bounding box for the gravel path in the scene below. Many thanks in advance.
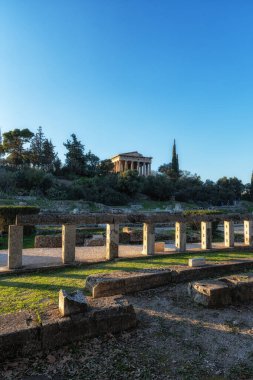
[0,243,233,269]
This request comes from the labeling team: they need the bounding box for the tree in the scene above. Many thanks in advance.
[2,128,34,167]
[29,126,45,168]
[98,159,114,176]
[171,139,179,178]
[85,150,100,177]
[63,134,86,176]
[42,139,57,172]
[158,140,180,179]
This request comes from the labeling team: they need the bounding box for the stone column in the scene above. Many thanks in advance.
[201,221,212,249]
[62,224,76,264]
[224,221,234,248]
[106,223,119,260]
[124,161,128,172]
[149,163,151,175]
[131,161,134,171]
[175,222,186,252]
[8,225,23,269]
[244,220,253,246]
[119,161,123,173]
[136,162,140,174]
[143,223,155,255]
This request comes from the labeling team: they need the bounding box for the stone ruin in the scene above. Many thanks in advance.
[189,274,253,307]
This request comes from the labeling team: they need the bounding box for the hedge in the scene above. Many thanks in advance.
[0,206,40,234]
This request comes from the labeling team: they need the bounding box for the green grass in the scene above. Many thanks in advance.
[0,234,35,250]
[1,250,253,316]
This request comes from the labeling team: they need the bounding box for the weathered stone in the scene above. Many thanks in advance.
[175,222,186,252]
[8,225,23,269]
[224,220,234,248]
[85,236,105,247]
[85,269,173,298]
[62,224,76,264]
[221,274,253,303]
[155,242,165,253]
[244,220,253,246]
[106,223,119,260]
[188,280,232,307]
[201,222,212,249]
[188,257,206,267]
[59,289,89,317]
[35,233,85,248]
[142,223,155,255]
[16,212,252,227]
[0,296,136,361]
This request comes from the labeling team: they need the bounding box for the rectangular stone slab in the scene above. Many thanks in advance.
[85,269,174,298]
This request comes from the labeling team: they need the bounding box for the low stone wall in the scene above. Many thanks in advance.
[85,260,253,298]
[86,269,174,298]
[0,296,136,362]
[35,234,90,248]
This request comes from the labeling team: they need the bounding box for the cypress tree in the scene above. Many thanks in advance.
[171,139,179,177]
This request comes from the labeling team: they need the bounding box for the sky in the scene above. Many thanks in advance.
[1,0,253,183]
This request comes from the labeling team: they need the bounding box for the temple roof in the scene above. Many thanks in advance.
[111,151,152,159]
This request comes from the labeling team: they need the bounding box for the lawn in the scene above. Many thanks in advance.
[1,250,253,316]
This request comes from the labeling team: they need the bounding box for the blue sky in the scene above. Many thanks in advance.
[1,0,253,183]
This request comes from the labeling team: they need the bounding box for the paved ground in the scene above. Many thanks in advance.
[0,242,245,271]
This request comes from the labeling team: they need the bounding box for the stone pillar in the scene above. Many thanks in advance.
[143,223,155,255]
[137,162,140,174]
[224,221,234,247]
[201,222,212,250]
[131,161,134,171]
[175,222,186,252]
[106,223,119,260]
[144,163,147,176]
[8,225,23,269]
[124,161,128,172]
[62,224,76,264]
[244,220,253,246]
[119,161,123,173]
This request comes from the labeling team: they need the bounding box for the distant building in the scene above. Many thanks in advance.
[111,151,152,176]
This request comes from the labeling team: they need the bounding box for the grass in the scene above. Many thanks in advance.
[0,234,35,250]
[1,250,253,316]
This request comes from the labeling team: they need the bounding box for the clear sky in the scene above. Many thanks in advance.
[1,0,253,183]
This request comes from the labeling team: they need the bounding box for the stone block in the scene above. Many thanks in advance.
[188,257,206,267]
[85,269,173,298]
[59,289,89,317]
[221,275,253,303]
[155,242,165,252]
[188,280,232,307]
